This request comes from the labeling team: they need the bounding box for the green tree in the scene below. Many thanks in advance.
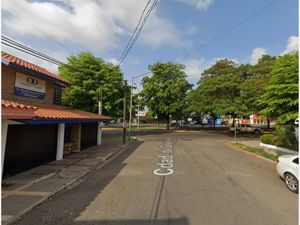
[259,52,298,124]
[189,59,244,126]
[59,52,125,117]
[200,59,237,80]
[140,62,192,129]
[240,55,276,116]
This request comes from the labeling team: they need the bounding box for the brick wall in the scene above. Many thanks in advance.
[2,65,55,106]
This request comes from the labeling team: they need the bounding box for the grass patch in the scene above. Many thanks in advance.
[232,143,278,161]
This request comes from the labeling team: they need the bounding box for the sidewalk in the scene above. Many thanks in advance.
[1,137,136,225]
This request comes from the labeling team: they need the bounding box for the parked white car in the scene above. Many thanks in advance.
[276,155,299,193]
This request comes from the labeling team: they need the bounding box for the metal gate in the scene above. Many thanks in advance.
[81,122,97,150]
[3,124,57,178]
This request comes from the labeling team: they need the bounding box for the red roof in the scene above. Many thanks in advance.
[1,52,69,85]
[2,100,111,121]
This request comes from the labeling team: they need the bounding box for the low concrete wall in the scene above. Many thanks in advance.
[260,142,298,155]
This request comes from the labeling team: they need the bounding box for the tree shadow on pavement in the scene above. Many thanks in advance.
[13,140,179,225]
[71,217,189,225]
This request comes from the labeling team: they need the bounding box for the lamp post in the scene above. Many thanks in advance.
[128,72,150,141]
[97,85,103,145]
[123,80,127,145]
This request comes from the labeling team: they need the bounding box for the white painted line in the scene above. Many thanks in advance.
[153,139,174,176]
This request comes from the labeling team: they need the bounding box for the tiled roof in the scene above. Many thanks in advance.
[35,107,111,120]
[2,100,111,121]
[2,99,37,110]
[1,52,69,85]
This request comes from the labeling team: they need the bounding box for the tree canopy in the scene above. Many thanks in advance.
[189,59,244,125]
[187,52,298,126]
[59,52,125,117]
[259,52,298,124]
[240,55,276,115]
[140,62,192,129]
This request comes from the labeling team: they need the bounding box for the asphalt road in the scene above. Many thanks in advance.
[13,131,298,225]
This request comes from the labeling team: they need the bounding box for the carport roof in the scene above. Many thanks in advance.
[2,100,112,123]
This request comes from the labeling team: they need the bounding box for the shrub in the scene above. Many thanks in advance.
[272,125,298,150]
[260,134,274,145]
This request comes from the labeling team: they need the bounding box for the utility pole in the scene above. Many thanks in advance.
[128,72,150,141]
[97,85,103,145]
[123,80,127,145]
[137,103,140,130]
[128,76,134,141]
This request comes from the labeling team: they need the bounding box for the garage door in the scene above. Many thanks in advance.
[81,122,97,150]
[3,124,57,178]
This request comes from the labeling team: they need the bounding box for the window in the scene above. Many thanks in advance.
[293,158,298,165]
[53,84,63,105]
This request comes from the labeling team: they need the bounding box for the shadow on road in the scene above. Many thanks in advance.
[14,140,175,225]
[69,217,189,225]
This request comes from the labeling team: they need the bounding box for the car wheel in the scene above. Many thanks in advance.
[254,129,260,134]
[284,172,298,193]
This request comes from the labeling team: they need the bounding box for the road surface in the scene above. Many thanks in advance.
[13,131,298,225]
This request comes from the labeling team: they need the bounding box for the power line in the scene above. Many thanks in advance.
[182,0,280,59]
[117,0,158,66]
[2,36,66,65]
[117,0,152,64]
[2,42,64,66]
[2,1,73,54]
[2,35,66,65]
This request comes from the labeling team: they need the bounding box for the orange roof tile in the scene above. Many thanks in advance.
[2,99,37,110]
[1,52,69,85]
[35,107,111,120]
[2,100,111,121]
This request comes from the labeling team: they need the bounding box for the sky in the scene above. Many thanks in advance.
[1,0,299,86]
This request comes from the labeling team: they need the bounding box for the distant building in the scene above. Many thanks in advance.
[1,52,111,177]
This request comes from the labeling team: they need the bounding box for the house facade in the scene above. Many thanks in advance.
[1,52,111,177]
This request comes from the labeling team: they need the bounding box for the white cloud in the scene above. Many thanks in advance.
[181,57,240,84]
[250,47,267,64]
[176,0,214,11]
[142,16,188,48]
[281,35,298,55]
[2,0,187,51]
[107,58,118,65]
[181,58,207,83]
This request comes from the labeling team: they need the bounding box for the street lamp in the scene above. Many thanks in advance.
[97,84,103,145]
[128,72,151,141]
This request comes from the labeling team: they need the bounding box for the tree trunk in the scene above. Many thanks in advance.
[267,118,270,129]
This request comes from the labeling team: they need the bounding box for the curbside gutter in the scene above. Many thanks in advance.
[4,138,138,225]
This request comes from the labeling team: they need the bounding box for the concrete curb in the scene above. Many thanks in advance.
[4,138,138,225]
[259,142,298,155]
[227,142,277,164]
